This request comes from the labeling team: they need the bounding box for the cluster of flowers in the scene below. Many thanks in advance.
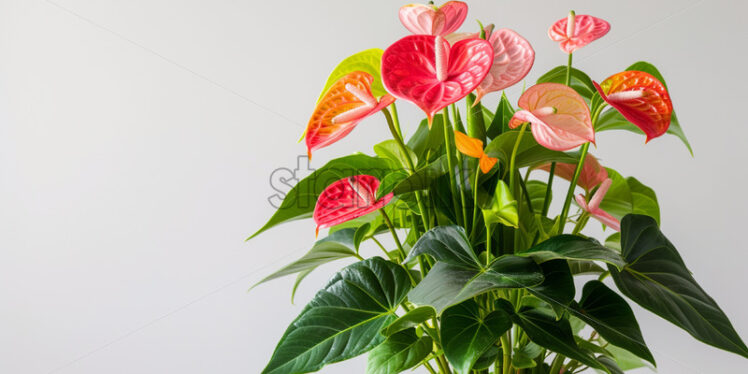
[305,1,672,236]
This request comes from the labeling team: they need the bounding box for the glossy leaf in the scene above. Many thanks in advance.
[366,329,432,374]
[249,154,393,239]
[487,92,515,138]
[610,214,748,358]
[512,342,543,369]
[382,35,493,121]
[526,180,550,213]
[441,299,512,374]
[405,225,479,268]
[253,228,359,288]
[509,83,594,151]
[381,306,436,337]
[374,139,418,170]
[398,1,468,36]
[575,281,655,365]
[317,49,387,101]
[527,260,575,316]
[376,170,409,200]
[484,130,579,168]
[261,258,411,374]
[499,301,607,371]
[481,180,519,228]
[568,260,606,275]
[537,65,596,99]
[596,356,625,374]
[408,256,544,314]
[518,235,625,270]
[597,168,660,226]
[392,155,448,195]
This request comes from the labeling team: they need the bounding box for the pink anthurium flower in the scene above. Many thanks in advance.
[305,71,395,159]
[575,178,620,231]
[382,35,493,124]
[313,175,393,236]
[509,83,594,151]
[446,25,535,103]
[548,11,610,54]
[539,154,607,191]
[399,1,468,36]
[594,71,673,142]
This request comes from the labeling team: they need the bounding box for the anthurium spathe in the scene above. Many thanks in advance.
[313,175,393,234]
[575,178,620,231]
[305,71,395,158]
[382,35,493,123]
[399,1,468,36]
[447,25,535,103]
[509,82,594,151]
[454,130,497,173]
[548,11,610,54]
[540,153,607,191]
[594,71,673,142]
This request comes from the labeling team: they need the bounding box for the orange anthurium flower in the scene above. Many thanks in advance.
[539,153,607,191]
[399,1,468,36]
[454,130,497,173]
[593,71,673,142]
[305,71,395,159]
[548,11,610,54]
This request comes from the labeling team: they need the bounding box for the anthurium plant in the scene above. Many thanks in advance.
[250,2,746,373]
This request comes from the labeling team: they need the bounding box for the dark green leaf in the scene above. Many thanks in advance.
[499,302,607,372]
[487,92,515,138]
[598,169,661,226]
[537,65,596,99]
[405,225,479,269]
[366,329,432,374]
[627,177,660,225]
[441,299,512,374]
[466,93,487,142]
[518,235,625,270]
[249,154,393,239]
[512,342,543,369]
[377,170,410,199]
[610,214,748,358]
[253,228,359,288]
[569,260,606,275]
[473,346,500,370]
[526,180,551,214]
[374,140,417,170]
[596,356,625,374]
[528,260,575,310]
[575,281,655,365]
[381,306,436,337]
[407,115,446,163]
[261,258,411,374]
[484,131,579,169]
[392,156,448,195]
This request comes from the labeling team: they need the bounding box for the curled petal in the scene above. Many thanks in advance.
[548,14,610,53]
[382,35,493,122]
[539,154,607,191]
[475,28,535,102]
[314,175,393,230]
[454,130,484,158]
[594,71,673,141]
[399,1,468,36]
[305,71,395,158]
[509,83,593,151]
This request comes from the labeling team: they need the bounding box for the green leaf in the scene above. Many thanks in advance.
[537,65,596,99]
[568,260,606,275]
[408,256,544,314]
[512,342,543,369]
[441,299,512,374]
[253,228,359,288]
[598,168,661,226]
[376,170,410,199]
[466,93,487,142]
[606,344,651,371]
[381,306,436,337]
[526,180,551,214]
[575,281,655,365]
[366,329,432,374]
[627,176,660,225]
[405,225,480,269]
[249,154,394,239]
[291,269,313,304]
[481,180,519,228]
[528,260,575,309]
[518,235,626,270]
[473,346,500,370]
[499,301,607,372]
[374,140,417,170]
[392,156,448,195]
[610,214,748,358]
[353,223,371,251]
[407,115,446,164]
[487,92,515,139]
[484,131,579,169]
[595,356,625,374]
[261,257,411,374]
[317,49,386,101]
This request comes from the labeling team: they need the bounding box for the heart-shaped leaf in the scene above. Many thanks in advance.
[518,235,625,270]
[366,329,432,374]
[484,130,579,169]
[317,49,387,101]
[381,306,436,337]
[610,214,748,358]
[441,299,512,374]
[405,225,479,269]
[537,65,596,100]
[261,257,412,374]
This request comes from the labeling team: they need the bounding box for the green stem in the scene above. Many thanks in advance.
[557,142,590,233]
[452,105,470,228]
[541,162,555,216]
[424,361,438,374]
[469,168,481,239]
[442,107,463,226]
[486,223,492,267]
[508,122,529,192]
[383,107,431,231]
[380,209,407,261]
[565,52,573,86]
[549,354,565,374]
[500,333,512,374]
[571,212,589,235]
[391,102,403,139]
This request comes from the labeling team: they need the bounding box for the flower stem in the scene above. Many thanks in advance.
[557,142,590,233]
[469,168,481,239]
[442,106,463,226]
[541,162,556,216]
[379,209,406,261]
[565,52,574,86]
[451,104,470,228]
[508,122,529,192]
[549,354,565,374]
[501,333,512,374]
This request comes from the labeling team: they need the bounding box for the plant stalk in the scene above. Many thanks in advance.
[557,142,590,233]
[442,106,463,226]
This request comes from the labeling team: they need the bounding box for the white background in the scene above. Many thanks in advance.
[1,0,747,373]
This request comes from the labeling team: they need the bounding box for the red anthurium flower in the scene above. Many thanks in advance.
[509,83,594,151]
[539,153,608,191]
[399,1,468,36]
[575,178,620,231]
[382,35,493,124]
[313,175,393,235]
[593,71,673,142]
[446,25,535,103]
[305,71,395,159]
[454,130,498,173]
[548,11,610,54]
